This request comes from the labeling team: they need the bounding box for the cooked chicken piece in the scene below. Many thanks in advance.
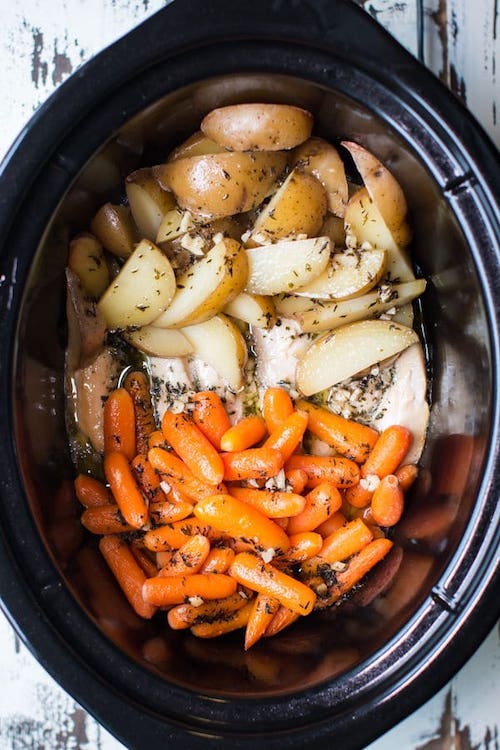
[252,318,314,398]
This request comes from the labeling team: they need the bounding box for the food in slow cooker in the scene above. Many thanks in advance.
[66,102,428,648]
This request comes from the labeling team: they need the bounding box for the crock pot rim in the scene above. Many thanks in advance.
[0,1,499,748]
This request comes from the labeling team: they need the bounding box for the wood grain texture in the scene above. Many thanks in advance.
[0,1,498,749]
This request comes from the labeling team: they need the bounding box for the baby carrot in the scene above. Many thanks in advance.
[148,447,224,503]
[315,538,393,609]
[229,552,316,616]
[362,425,412,478]
[130,543,158,579]
[221,447,284,481]
[264,410,309,462]
[74,474,112,507]
[370,474,404,527]
[344,481,374,509]
[168,591,249,630]
[200,546,235,574]
[285,455,360,488]
[262,387,294,433]
[131,454,164,502]
[104,451,148,529]
[123,370,156,456]
[285,468,308,494]
[142,572,237,607]
[220,415,267,452]
[395,463,418,493]
[296,400,379,463]
[245,593,280,650]
[158,534,210,576]
[162,411,224,486]
[149,499,194,525]
[316,518,373,564]
[192,390,231,450]
[315,511,347,537]
[190,601,254,638]
[287,482,342,535]
[285,532,323,562]
[99,535,157,619]
[264,606,300,637]
[81,504,134,535]
[143,518,213,551]
[103,388,136,460]
[194,494,290,554]
[149,429,168,450]
[228,486,306,518]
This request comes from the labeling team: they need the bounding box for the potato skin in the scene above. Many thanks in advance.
[292,137,348,217]
[155,151,287,220]
[201,103,313,152]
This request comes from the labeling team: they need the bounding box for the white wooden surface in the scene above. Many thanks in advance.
[0,1,498,748]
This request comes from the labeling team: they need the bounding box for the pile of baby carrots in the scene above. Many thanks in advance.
[74,371,417,649]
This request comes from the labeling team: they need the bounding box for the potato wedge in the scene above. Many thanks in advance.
[68,233,109,299]
[342,141,411,247]
[248,169,327,246]
[126,326,194,357]
[320,213,346,247]
[91,203,138,259]
[224,292,276,329]
[168,131,224,161]
[201,103,313,152]
[274,293,318,318]
[156,207,195,244]
[98,239,176,329]
[294,279,426,332]
[345,187,414,282]
[296,319,419,395]
[126,168,176,241]
[181,314,247,390]
[155,151,287,220]
[152,237,248,328]
[245,237,330,296]
[291,137,348,217]
[294,248,386,300]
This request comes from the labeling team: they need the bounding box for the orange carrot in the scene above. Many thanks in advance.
[285,455,360,488]
[314,538,393,609]
[245,593,280,649]
[362,425,412,478]
[142,572,237,607]
[264,606,300,637]
[149,499,194,525]
[296,400,378,462]
[104,451,148,529]
[228,486,306,518]
[316,518,373,564]
[103,388,136,460]
[148,447,224,503]
[130,543,159,578]
[131,454,164,502]
[158,534,210,576]
[81,504,134,535]
[143,518,214,551]
[262,387,294,433]
[99,535,157,619]
[220,415,267,452]
[162,411,224,486]
[395,464,418,493]
[370,474,404,527]
[194,494,290,554]
[192,390,231,450]
[264,410,308,462]
[229,552,316,616]
[221,447,284,481]
[287,482,342,535]
[344,481,373,509]
[168,591,249,630]
[285,532,323,562]
[200,546,235,574]
[123,370,156,455]
[285,468,308,494]
[74,474,112,507]
[315,511,346,537]
[190,601,253,638]
[149,429,168,450]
